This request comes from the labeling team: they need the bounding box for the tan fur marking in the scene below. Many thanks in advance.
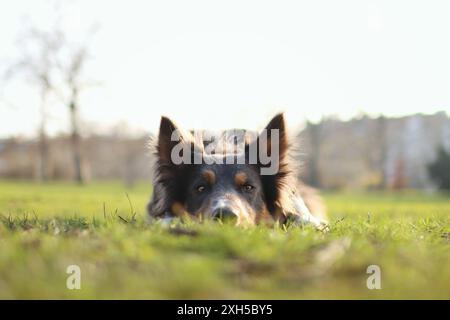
[202,169,216,185]
[234,171,247,186]
[171,202,187,218]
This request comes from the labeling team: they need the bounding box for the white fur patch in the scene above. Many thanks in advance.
[292,196,328,230]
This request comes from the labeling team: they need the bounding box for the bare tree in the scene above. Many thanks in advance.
[7,5,97,184]
[5,27,63,181]
[57,23,99,184]
[62,47,88,183]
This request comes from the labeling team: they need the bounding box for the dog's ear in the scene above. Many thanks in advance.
[246,113,289,164]
[157,116,197,164]
[260,113,288,160]
[158,116,179,163]
[149,117,195,218]
[246,113,292,215]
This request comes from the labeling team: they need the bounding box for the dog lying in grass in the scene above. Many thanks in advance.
[147,113,327,230]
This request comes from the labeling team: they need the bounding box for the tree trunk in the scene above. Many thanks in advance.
[376,116,388,189]
[69,89,84,184]
[38,90,49,182]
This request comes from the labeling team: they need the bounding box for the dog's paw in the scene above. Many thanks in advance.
[294,214,329,232]
[316,219,330,233]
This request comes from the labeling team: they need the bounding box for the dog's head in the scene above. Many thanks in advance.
[148,114,293,226]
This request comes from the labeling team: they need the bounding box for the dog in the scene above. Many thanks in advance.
[147,113,327,229]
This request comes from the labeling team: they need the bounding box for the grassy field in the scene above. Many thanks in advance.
[0,180,449,299]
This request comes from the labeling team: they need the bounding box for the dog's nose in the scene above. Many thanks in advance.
[212,207,237,222]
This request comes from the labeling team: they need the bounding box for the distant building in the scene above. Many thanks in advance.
[300,111,450,189]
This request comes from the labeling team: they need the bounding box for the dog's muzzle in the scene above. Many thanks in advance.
[212,206,238,222]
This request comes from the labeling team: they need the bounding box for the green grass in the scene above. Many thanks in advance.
[0,180,449,299]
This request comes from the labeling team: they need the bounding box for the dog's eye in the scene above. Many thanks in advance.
[196,185,206,193]
[242,184,254,192]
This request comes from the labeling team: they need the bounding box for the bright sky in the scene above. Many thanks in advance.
[1,0,450,137]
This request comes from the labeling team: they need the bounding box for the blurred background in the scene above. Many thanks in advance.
[1,0,449,190]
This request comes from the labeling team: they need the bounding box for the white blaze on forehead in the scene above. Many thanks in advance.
[212,198,230,211]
